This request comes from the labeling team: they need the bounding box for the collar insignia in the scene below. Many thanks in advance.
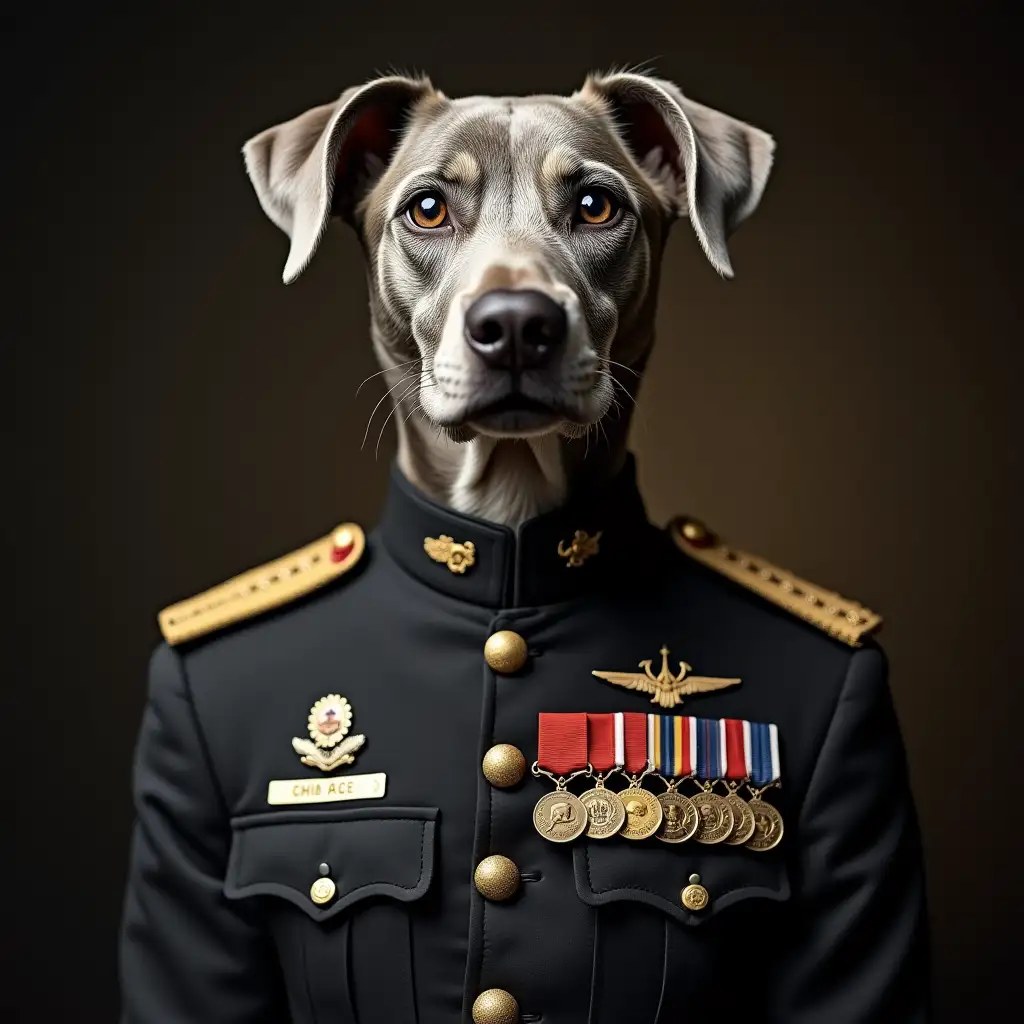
[291,694,366,772]
[424,534,477,574]
[592,646,741,709]
[557,529,602,568]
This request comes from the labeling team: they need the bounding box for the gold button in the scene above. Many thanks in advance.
[482,744,527,788]
[310,877,336,905]
[484,631,529,674]
[681,873,709,912]
[474,855,521,901]
[472,989,519,1024]
[680,517,713,547]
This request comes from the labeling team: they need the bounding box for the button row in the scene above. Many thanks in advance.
[476,630,529,1021]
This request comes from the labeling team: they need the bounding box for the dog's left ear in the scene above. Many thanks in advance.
[243,75,436,283]
[581,72,775,278]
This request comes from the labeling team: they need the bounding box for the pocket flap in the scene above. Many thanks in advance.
[574,840,789,926]
[226,806,437,921]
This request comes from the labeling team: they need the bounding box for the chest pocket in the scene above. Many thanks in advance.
[226,806,437,1024]
[573,840,790,1024]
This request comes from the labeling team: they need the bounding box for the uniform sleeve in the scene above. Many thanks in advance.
[119,644,287,1023]
[772,645,931,1022]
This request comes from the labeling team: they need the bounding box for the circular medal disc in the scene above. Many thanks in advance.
[656,790,699,844]
[579,785,626,839]
[533,790,588,842]
[692,789,735,844]
[745,798,785,852]
[618,786,664,840]
[724,792,757,845]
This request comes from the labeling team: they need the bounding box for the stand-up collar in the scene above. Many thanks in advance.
[378,456,661,608]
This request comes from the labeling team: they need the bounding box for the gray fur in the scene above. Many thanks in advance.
[243,72,775,525]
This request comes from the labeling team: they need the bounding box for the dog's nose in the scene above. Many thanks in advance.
[464,289,567,369]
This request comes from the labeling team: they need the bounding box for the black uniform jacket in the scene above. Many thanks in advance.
[120,458,929,1023]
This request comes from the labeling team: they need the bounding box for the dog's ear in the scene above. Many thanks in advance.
[581,72,775,278]
[243,75,435,283]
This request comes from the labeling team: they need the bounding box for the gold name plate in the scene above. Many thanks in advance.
[267,772,387,806]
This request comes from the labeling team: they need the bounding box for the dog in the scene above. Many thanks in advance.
[243,71,774,525]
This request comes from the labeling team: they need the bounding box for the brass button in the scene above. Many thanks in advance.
[310,877,336,905]
[484,630,529,674]
[482,744,527,788]
[474,855,521,901]
[679,517,714,548]
[681,872,709,912]
[472,989,519,1024]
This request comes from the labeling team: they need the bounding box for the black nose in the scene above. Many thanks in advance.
[464,289,567,370]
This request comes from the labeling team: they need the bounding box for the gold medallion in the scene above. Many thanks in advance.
[618,786,664,840]
[692,787,735,844]
[291,694,366,773]
[745,798,785,852]
[724,791,757,845]
[656,789,699,844]
[533,790,589,842]
[579,782,626,839]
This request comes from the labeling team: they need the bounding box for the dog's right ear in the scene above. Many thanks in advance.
[243,75,435,283]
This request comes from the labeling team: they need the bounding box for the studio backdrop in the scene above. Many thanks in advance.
[8,4,1020,1021]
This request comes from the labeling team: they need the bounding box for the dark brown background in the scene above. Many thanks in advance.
[8,3,1021,1020]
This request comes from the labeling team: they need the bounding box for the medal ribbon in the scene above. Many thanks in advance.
[750,721,781,786]
[622,711,648,774]
[695,717,727,781]
[724,718,752,781]
[537,713,588,775]
[586,712,624,774]
[646,714,695,778]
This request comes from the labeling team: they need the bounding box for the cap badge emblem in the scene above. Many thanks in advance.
[291,694,366,772]
[557,529,602,568]
[424,534,477,574]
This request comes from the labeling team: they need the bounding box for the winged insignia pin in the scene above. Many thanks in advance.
[292,694,366,772]
[592,646,740,709]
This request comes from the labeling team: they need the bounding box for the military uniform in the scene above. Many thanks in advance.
[120,457,929,1023]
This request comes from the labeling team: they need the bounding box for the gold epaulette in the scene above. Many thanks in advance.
[671,516,882,647]
[159,524,365,646]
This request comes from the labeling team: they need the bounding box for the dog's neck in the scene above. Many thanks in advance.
[386,365,639,529]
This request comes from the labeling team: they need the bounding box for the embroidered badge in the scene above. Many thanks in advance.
[424,534,476,574]
[291,694,366,772]
[557,529,602,567]
[592,646,741,709]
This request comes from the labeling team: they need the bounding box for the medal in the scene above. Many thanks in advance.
[617,712,663,840]
[649,713,699,843]
[745,721,784,852]
[578,713,627,839]
[532,713,590,842]
[692,718,734,844]
[722,718,757,845]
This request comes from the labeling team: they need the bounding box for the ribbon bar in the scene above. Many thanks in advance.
[647,713,696,778]
[622,712,648,774]
[750,721,781,787]
[724,718,752,781]
[586,713,624,774]
[537,713,588,776]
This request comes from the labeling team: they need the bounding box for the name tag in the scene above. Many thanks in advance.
[267,772,387,805]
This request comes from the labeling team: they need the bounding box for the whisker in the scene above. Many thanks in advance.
[354,357,420,397]
[375,380,420,459]
[360,370,417,450]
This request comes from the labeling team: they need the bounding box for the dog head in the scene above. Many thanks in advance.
[244,72,773,442]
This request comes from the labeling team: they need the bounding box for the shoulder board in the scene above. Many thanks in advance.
[159,523,365,646]
[670,516,881,647]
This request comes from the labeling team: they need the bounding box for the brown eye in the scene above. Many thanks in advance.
[576,187,619,226]
[407,191,448,229]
